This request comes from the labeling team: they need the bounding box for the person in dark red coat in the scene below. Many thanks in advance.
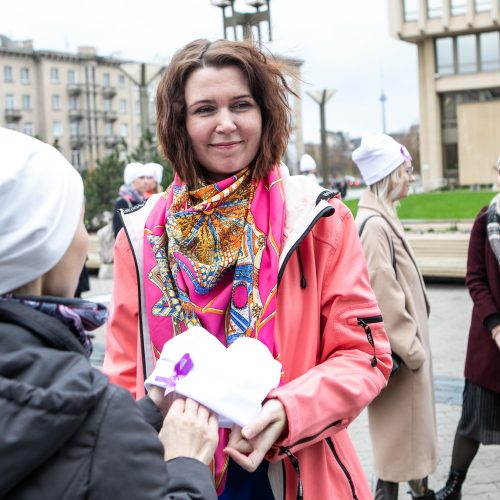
[436,160,500,500]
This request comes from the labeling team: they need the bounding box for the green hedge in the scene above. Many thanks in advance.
[343,189,497,220]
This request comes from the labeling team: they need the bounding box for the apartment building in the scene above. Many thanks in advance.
[0,34,151,169]
[388,0,500,189]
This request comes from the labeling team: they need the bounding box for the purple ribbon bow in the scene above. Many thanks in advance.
[155,353,194,396]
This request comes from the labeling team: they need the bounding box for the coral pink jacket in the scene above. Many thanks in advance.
[103,169,392,499]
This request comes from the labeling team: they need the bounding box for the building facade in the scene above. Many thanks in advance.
[0,35,149,170]
[388,0,500,189]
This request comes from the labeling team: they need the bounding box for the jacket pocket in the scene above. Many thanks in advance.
[326,436,359,499]
[357,315,383,368]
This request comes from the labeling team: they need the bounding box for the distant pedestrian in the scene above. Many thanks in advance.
[299,153,320,184]
[353,133,437,500]
[435,158,500,500]
[0,128,218,499]
[144,162,164,199]
[113,162,150,237]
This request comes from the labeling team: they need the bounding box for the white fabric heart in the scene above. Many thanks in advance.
[145,326,282,427]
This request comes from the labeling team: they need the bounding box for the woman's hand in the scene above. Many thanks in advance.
[224,399,287,472]
[159,398,219,465]
[492,325,500,350]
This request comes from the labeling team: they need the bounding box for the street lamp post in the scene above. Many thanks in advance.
[120,62,164,136]
[379,90,387,134]
[210,0,272,43]
[306,89,336,186]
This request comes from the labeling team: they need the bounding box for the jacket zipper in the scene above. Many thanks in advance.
[278,419,343,499]
[278,204,335,286]
[119,209,149,382]
[326,437,358,499]
[357,315,383,368]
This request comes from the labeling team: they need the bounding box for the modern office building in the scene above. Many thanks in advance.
[388,0,500,189]
[0,34,154,170]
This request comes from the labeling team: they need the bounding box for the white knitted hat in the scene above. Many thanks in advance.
[352,133,412,186]
[124,162,148,185]
[299,154,317,173]
[144,162,163,184]
[0,128,83,295]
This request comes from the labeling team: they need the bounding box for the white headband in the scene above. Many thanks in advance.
[0,129,83,294]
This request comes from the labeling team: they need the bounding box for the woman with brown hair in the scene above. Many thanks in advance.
[104,39,392,499]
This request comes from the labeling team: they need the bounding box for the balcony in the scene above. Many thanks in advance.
[70,134,87,148]
[102,110,118,122]
[104,134,119,148]
[67,83,85,95]
[68,109,85,120]
[4,108,22,122]
[102,86,117,98]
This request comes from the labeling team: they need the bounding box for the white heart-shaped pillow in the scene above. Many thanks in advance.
[145,326,282,427]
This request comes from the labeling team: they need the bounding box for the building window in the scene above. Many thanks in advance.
[475,0,491,12]
[118,74,125,88]
[22,95,31,110]
[403,0,419,22]
[70,121,80,136]
[71,149,81,169]
[69,95,78,110]
[427,0,442,19]
[103,98,112,111]
[20,67,29,83]
[105,122,113,135]
[119,99,127,114]
[23,122,34,136]
[436,37,455,75]
[103,72,110,87]
[6,123,17,131]
[120,123,128,138]
[457,35,477,73]
[50,67,59,83]
[52,94,61,110]
[5,94,15,109]
[4,65,13,82]
[135,100,141,114]
[479,31,500,71]
[53,120,63,137]
[68,69,76,84]
[451,0,466,16]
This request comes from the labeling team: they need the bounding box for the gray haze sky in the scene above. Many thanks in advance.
[1,0,420,143]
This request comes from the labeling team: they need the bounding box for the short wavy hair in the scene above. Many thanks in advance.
[156,38,295,186]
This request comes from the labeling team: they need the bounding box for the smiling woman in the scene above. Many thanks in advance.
[103,38,392,500]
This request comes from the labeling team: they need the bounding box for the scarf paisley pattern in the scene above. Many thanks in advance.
[142,165,285,493]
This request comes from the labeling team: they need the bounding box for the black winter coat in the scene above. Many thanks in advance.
[0,300,217,500]
[464,207,500,393]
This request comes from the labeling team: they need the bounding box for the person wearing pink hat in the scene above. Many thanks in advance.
[352,133,437,500]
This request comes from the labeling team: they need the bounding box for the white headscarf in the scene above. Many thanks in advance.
[144,162,164,184]
[352,132,412,186]
[0,129,84,295]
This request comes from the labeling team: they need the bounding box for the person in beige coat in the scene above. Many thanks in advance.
[352,133,438,500]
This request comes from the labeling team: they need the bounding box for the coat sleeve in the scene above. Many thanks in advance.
[466,207,500,331]
[361,219,426,370]
[267,206,392,457]
[91,386,217,500]
[102,229,140,397]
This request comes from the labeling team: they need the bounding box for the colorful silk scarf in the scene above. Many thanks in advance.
[143,164,285,493]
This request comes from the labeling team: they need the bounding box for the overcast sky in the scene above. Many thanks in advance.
[1,0,420,143]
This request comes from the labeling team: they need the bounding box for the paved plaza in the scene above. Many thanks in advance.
[84,279,500,499]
